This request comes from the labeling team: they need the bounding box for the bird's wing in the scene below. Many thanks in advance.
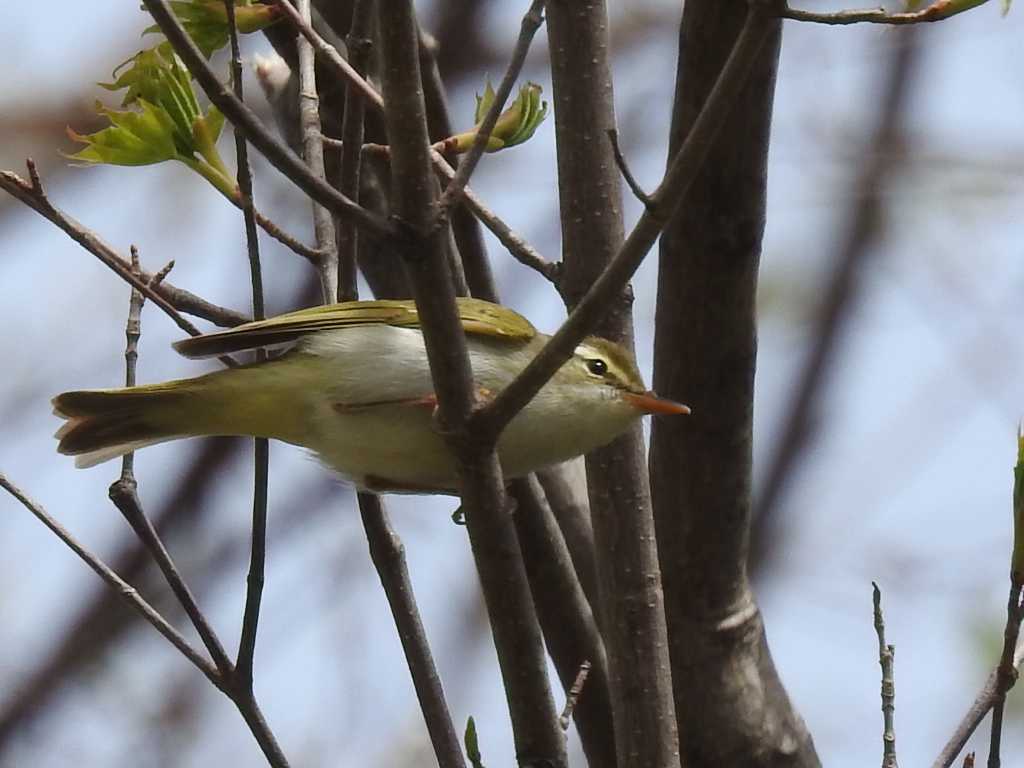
[173,298,537,358]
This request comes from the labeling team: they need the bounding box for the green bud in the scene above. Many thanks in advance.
[463,717,485,768]
[442,80,548,154]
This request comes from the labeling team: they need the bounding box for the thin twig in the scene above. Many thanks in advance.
[150,259,175,286]
[252,208,326,263]
[221,22,287,768]
[0,164,249,334]
[430,150,559,283]
[987,579,1024,768]
[472,1,776,440]
[296,0,338,302]
[275,2,557,283]
[559,660,592,731]
[274,0,384,108]
[932,639,1024,768]
[141,0,397,244]
[106,247,235,675]
[873,582,898,768]
[336,0,374,303]
[0,473,224,690]
[607,129,652,207]
[224,2,273,707]
[418,29,497,301]
[781,0,989,25]
[434,0,547,219]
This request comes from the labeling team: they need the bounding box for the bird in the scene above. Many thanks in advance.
[53,298,689,494]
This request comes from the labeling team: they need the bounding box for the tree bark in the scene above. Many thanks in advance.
[546,1,681,766]
[651,2,820,766]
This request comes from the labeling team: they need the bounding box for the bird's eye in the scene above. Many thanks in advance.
[586,358,608,376]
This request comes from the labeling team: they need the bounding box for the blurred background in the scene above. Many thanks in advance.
[1,1,1023,765]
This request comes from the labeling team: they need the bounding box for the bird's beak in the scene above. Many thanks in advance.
[623,391,691,416]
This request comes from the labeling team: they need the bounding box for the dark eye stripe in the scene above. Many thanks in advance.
[586,358,608,376]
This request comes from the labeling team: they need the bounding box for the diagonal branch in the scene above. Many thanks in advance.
[433,0,547,218]
[0,473,225,690]
[276,0,558,283]
[0,164,249,332]
[473,1,777,441]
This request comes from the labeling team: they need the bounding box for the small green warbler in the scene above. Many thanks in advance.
[53,298,689,493]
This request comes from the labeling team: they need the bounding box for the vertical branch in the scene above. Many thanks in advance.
[987,432,1024,768]
[650,0,821,765]
[107,248,234,675]
[873,583,898,768]
[418,33,497,301]
[375,2,564,764]
[223,0,271,695]
[358,495,465,768]
[335,4,463,765]
[544,1,677,765]
[336,0,374,303]
[297,0,338,302]
[507,477,615,766]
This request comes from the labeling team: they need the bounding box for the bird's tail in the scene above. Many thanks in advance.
[53,380,206,468]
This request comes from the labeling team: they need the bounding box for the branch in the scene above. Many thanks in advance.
[429,150,559,284]
[434,0,547,217]
[987,577,1023,768]
[0,473,224,690]
[0,163,249,332]
[607,128,653,207]
[507,477,614,763]
[474,0,776,441]
[650,0,819,763]
[375,1,564,764]
[932,640,1024,768]
[873,583,898,768]
[335,0,374,303]
[108,250,234,676]
[418,28,496,301]
[276,1,558,283]
[781,0,990,25]
[223,0,272,701]
[141,0,397,244]
[295,0,338,302]
[358,493,464,768]
[251,207,326,264]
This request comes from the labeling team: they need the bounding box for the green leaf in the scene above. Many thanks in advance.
[100,47,201,154]
[464,717,485,768]
[66,100,179,166]
[474,80,496,124]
